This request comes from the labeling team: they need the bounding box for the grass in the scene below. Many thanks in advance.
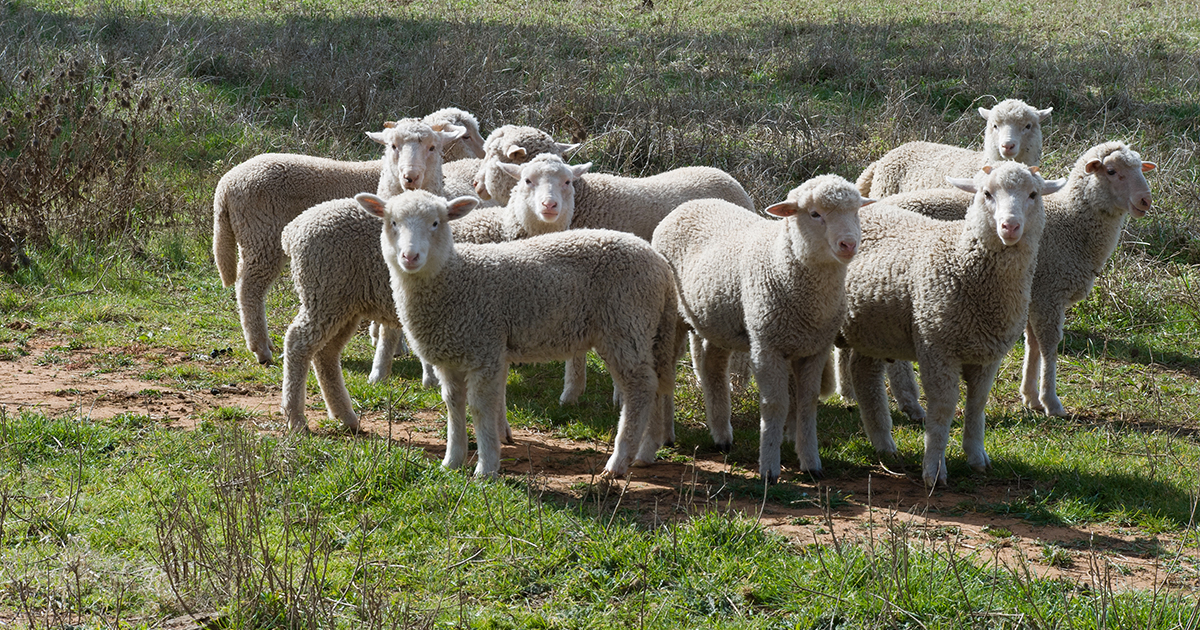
[1,0,1199,625]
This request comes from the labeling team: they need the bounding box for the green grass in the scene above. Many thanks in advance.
[1,412,1196,629]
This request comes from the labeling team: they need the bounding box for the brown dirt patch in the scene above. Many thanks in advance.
[1,330,1197,595]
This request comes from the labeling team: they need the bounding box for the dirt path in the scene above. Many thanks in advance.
[1,330,1196,594]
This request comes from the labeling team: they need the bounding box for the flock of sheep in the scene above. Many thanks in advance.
[212,99,1156,487]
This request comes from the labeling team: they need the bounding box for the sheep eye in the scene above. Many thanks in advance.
[431,221,439,229]
[1107,168,1116,176]
[429,145,435,152]
[525,178,532,185]
[1029,192,1037,199]
[809,211,821,219]
[984,191,993,200]
[1025,124,1031,129]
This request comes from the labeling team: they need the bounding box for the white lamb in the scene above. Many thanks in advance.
[358,190,679,477]
[278,153,595,437]
[653,175,871,482]
[839,162,1066,487]
[855,98,1052,199]
[876,142,1156,418]
[472,125,580,206]
[212,115,474,365]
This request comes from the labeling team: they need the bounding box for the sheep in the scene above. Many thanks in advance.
[872,142,1156,418]
[839,162,1066,487]
[278,153,594,440]
[426,107,487,201]
[211,116,473,366]
[653,175,870,482]
[855,99,1052,199]
[471,125,580,207]
[357,190,679,477]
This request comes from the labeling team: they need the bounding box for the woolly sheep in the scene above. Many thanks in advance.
[839,162,1066,487]
[357,190,679,477]
[855,99,1052,199]
[426,107,487,200]
[278,153,594,439]
[211,116,471,365]
[653,175,871,482]
[472,125,580,206]
[875,142,1156,418]
[546,161,757,404]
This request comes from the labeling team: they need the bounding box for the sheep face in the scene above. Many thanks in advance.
[472,125,578,205]
[948,163,1065,247]
[424,107,486,160]
[356,190,478,275]
[766,174,869,264]
[368,120,466,192]
[1084,145,1156,218]
[979,99,1052,164]
[501,154,592,233]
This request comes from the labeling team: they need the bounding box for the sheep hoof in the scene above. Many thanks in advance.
[901,405,926,423]
[799,467,824,479]
[715,441,732,454]
[761,471,780,486]
[631,458,653,468]
[599,468,624,480]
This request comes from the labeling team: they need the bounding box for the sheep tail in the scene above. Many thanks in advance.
[212,183,239,287]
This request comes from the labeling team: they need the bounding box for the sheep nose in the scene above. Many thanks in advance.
[473,178,491,199]
[403,171,421,189]
[401,252,421,268]
[542,200,558,211]
[837,240,857,258]
[1137,195,1151,211]
[1000,220,1022,242]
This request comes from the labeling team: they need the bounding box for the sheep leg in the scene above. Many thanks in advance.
[368,325,406,384]
[1020,323,1045,412]
[849,350,897,459]
[886,361,926,422]
[311,318,363,432]
[421,359,441,389]
[439,366,469,469]
[1031,309,1068,417]
[833,346,856,403]
[601,356,658,477]
[280,310,320,432]
[560,352,588,405]
[467,366,508,477]
[637,312,684,460]
[694,338,734,452]
[235,252,284,365]
[916,358,960,488]
[962,360,1001,473]
[750,348,790,484]
[790,352,827,476]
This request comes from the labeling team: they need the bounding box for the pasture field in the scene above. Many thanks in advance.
[1,0,1199,627]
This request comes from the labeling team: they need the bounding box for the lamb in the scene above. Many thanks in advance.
[278,152,594,438]
[874,142,1156,418]
[357,190,679,477]
[653,175,870,482]
[856,99,1052,199]
[839,162,1066,487]
[212,116,473,365]
[471,125,580,206]
[425,107,488,201]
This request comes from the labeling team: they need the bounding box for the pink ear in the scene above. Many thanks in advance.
[446,196,479,220]
[1142,162,1157,172]
[981,165,994,175]
[1084,159,1103,174]
[355,193,388,218]
[1028,166,1040,175]
[765,201,798,218]
[506,145,527,160]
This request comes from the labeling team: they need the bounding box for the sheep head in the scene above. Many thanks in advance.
[499,154,592,235]
[979,99,1052,165]
[948,163,1066,247]
[472,125,579,204]
[765,174,870,264]
[357,190,478,276]
[1082,143,1156,218]
[368,119,466,193]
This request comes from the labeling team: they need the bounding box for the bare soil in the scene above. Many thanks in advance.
[1,330,1197,595]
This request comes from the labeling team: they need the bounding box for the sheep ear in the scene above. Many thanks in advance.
[1041,178,1068,195]
[764,201,799,218]
[434,123,468,144]
[1028,166,1040,175]
[1084,159,1103,174]
[506,145,528,160]
[571,162,592,178]
[1037,107,1053,121]
[557,142,581,154]
[446,196,479,220]
[1141,161,1157,172]
[978,106,992,120]
[367,130,387,145]
[498,162,523,179]
[946,176,977,193]
[860,197,877,207]
[356,193,388,218]
[981,165,994,175]
[383,120,398,129]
